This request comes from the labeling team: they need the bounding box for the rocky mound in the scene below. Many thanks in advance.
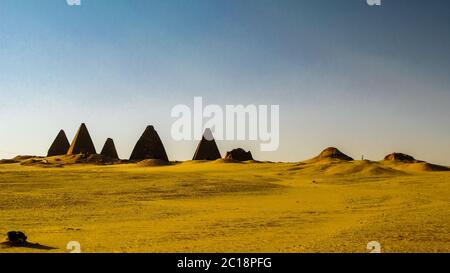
[13,155,36,161]
[20,158,58,167]
[1,156,39,165]
[384,153,418,163]
[225,148,253,161]
[5,231,27,245]
[19,154,120,167]
[383,153,449,172]
[312,147,353,161]
[0,159,18,164]
[68,154,120,164]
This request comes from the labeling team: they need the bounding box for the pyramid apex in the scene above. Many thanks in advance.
[203,128,214,141]
[56,129,67,138]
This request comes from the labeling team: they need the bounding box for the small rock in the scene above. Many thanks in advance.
[6,231,27,245]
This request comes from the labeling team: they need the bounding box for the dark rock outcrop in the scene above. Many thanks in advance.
[384,153,418,163]
[225,148,253,161]
[6,231,27,245]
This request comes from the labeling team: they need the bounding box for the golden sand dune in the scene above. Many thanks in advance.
[137,159,172,167]
[0,150,449,253]
[288,160,406,176]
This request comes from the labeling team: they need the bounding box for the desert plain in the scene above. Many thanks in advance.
[0,152,449,253]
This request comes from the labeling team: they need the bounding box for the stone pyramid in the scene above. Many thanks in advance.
[129,126,169,161]
[100,138,119,160]
[47,130,70,157]
[192,128,221,160]
[67,123,97,155]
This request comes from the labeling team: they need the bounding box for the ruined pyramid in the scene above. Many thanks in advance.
[225,148,253,161]
[67,123,97,155]
[310,147,353,161]
[47,130,70,157]
[129,126,169,161]
[100,138,119,160]
[384,153,418,163]
[192,128,221,160]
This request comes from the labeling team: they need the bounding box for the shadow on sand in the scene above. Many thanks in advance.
[0,241,58,251]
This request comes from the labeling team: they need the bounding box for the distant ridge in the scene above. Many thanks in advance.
[67,123,97,155]
[47,130,70,157]
[129,126,169,161]
[193,129,221,160]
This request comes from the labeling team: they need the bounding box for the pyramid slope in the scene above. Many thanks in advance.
[129,126,169,161]
[100,138,119,160]
[67,123,97,155]
[193,129,222,160]
[47,130,70,157]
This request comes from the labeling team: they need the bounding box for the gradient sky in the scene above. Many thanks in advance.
[0,0,449,164]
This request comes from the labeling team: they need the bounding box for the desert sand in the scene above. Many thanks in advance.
[0,154,449,253]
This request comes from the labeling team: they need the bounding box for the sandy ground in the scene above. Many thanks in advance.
[0,159,449,253]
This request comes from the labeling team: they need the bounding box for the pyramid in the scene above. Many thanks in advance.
[225,148,253,161]
[129,126,169,161]
[192,128,221,160]
[100,138,119,160]
[67,123,97,155]
[47,130,70,157]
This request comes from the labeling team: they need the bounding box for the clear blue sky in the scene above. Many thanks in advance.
[1,0,449,164]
